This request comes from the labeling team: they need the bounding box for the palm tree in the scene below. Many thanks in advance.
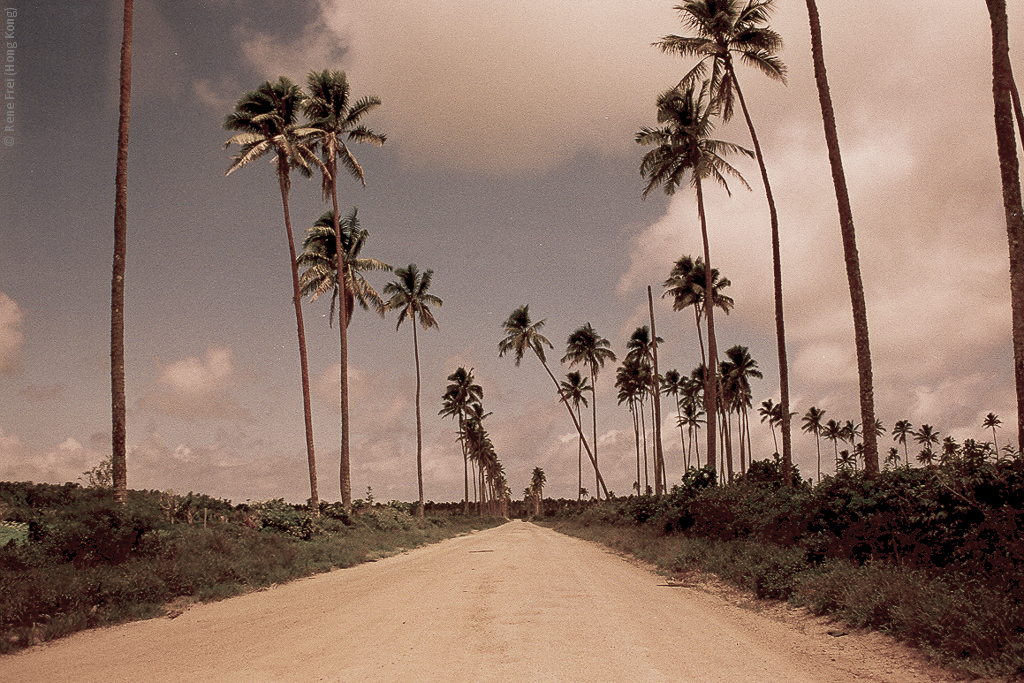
[663,369,689,466]
[837,449,856,473]
[560,371,592,501]
[303,71,386,509]
[722,345,760,476]
[562,323,617,497]
[224,77,322,513]
[802,0,878,476]
[984,412,1002,454]
[296,208,389,506]
[759,398,780,455]
[618,357,647,491]
[625,326,667,491]
[531,467,547,516]
[801,406,826,483]
[499,305,608,499]
[822,418,841,473]
[110,0,134,506]
[384,264,442,517]
[440,367,483,514]
[657,0,793,486]
[913,424,940,464]
[984,0,1024,454]
[892,419,913,467]
[663,254,734,374]
[638,82,752,470]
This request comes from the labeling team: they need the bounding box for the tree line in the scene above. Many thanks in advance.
[107,0,1024,510]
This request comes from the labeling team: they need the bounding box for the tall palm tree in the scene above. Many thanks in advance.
[617,356,648,492]
[801,406,826,482]
[440,367,483,514]
[499,305,608,499]
[297,208,389,506]
[303,71,386,510]
[531,467,547,516]
[984,1,1024,454]
[625,326,667,491]
[892,419,913,467]
[984,412,1002,453]
[384,264,442,516]
[638,83,752,470]
[803,0,879,475]
[680,375,705,469]
[560,371,591,501]
[663,369,689,466]
[663,254,734,374]
[822,418,841,473]
[914,424,940,464]
[759,398,780,455]
[657,0,794,485]
[722,345,760,475]
[110,0,134,507]
[224,77,321,513]
[562,323,617,497]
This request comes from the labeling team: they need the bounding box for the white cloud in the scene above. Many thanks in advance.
[139,346,250,422]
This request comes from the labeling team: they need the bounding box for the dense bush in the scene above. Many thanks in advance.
[0,482,502,653]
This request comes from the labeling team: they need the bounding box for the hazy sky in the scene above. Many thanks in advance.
[1,0,1021,503]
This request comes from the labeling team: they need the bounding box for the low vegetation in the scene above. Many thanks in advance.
[0,482,501,654]
[539,458,1024,680]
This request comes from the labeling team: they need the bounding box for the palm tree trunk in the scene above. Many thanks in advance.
[730,73,793,486]
[695,179,719,473]
[590,367,600,498]
[577,404,583,500]
[537,354,609,499]
[111,0,133,507]
[328,172,351,510]
[412,320,424,516]
[804,0,879,475]
[648,286,666,494]
[986,0,1024,453]
[278,157,318,513]
[632,402,641,493]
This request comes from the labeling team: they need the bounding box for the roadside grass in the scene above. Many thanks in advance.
[545,517,1024,680]
[0,484,503,654]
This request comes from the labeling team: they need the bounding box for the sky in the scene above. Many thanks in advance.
[0,0,1022,504]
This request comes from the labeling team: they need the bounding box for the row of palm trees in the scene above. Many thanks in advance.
[439,367,512,515]
[642,0,1024,487]
[224,70,450,516]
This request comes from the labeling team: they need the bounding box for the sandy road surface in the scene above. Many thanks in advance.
[1,520,964,683]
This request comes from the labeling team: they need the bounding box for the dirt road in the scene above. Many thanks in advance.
[1,520,963,682]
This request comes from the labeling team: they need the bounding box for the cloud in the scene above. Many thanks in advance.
[0,428,104,485]
[0,292,24,376]
[139,347,250,422]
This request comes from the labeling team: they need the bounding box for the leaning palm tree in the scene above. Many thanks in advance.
[110,0,134,507]
[801,406,826,482]
[297,208,389,506]
[560,371,592,501]
[803,0,879,475]
[562,323,617,497]
[303,71,386,509]
[499,305,609,499]
[638,82,752,470]
[984,1,1024,453]
[384,264,442,517]
[657,0,794,485]
[224,77,322,513]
